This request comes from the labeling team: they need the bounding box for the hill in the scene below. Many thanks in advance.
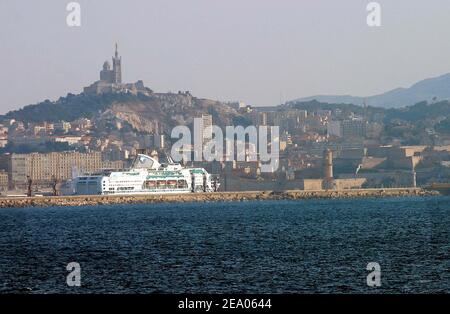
[292,73,450,108]
[0,91,244,135]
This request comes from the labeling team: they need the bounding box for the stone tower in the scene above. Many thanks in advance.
[323,149,334,189]
[112,43,122,84]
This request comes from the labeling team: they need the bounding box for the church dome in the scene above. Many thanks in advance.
[103,61,111,70]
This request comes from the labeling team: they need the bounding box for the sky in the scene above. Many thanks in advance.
[1,0,450,113]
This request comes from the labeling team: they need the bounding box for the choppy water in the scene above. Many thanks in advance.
[0,197,449,293]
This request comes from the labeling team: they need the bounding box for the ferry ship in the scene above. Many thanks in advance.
[74,154,218,195]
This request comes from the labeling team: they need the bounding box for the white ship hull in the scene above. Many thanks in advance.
[73,154,218,196]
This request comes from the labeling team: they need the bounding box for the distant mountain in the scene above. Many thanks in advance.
[292,73,450,108]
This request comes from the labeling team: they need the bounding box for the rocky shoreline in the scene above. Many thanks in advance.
[0,188,440,208]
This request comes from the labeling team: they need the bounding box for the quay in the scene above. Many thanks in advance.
[0,188,440,208]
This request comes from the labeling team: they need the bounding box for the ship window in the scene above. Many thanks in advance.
[133,155,154,169]
[117,187,134,191]
[157,180,166,189]
[145,180,156,189]
[167,180,177,189]
[177,180,188,189]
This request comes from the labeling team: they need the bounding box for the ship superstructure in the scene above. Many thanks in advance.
[74,154,217,195]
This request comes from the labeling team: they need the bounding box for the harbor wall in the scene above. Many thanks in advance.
[0,188,438,208]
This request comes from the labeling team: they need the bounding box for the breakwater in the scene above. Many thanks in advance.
[0,188,439,208]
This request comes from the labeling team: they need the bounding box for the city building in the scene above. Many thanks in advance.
[327,120,342,137]
[328,119,368,138]
[0,135,7,148]
[153,133,166,150]
[9,152,111,187]
[201,114,213,144]
[54,136,82,146]
[71,118,92,131]
[341,119,368,138]
[0,170,8,191]
[54,121,71,133]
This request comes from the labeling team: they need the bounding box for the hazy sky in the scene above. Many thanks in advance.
[1,0,450,113]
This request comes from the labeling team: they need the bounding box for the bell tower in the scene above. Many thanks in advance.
[112,43,122,84]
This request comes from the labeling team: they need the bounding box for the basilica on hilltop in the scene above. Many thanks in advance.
[83,44,152,96]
